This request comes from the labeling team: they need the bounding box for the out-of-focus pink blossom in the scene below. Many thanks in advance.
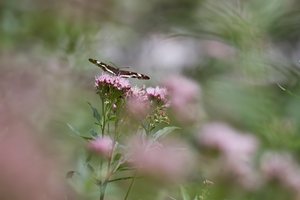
[198,122,260,190]
[126,87,151,119]
[199,123,258,157]
[163,75,201,124]
[261,151,300,194]
[146,86,168,104]
[126,136,194,183]
[95,73,131,92]
[127,96,151,119]
[88,136,114,158]
[0,105,75,200]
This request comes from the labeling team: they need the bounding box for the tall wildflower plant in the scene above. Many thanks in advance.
[68,73,193,200]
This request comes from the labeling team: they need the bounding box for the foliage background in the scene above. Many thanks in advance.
[1,0,300,199]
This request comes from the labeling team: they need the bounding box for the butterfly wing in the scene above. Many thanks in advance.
[118,69,150,80]
[88,58,118,75]
[89,58,150,80]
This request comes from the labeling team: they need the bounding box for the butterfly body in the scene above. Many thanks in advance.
[89,58,150,80]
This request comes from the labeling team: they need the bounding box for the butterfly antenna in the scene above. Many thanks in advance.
[120,66,131,70]
[109,61,119,69]
[108,61,131,70]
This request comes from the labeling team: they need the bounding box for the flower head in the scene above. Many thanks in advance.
[95,74,131,94]
[146,86,168,104]
[127,86,148,101]
[88,136,114,158]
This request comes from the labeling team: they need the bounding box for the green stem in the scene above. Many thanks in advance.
[99,135,116,200]
[99,155,111,200]
[124,172,137,200]
[100,96,105,137]
[108,176,135,183]
[99,181,108,200]
[141,122,149,134]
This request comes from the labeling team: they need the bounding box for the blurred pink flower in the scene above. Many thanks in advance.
[88,136,114,158]
[127,96,151,119]
[0,105,75,200]
[261,152,300,194]
[126,87,151,119]
[95,73,131,92]
[199,123,258,156]
[126,136,194,182]
[198,122,260,190]
[163,75,201,124]
[146,86,168,104]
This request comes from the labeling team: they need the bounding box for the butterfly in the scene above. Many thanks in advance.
[89,58,150,80]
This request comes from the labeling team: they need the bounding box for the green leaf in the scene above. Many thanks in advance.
[87,102,101,122]
[80,135,93,140]
[87,163,95,172]
[67,123,92,140]
[108,115,117,121]
[153,126,179,141]
[113,153,122,162]
[180,186,191,200]
[67,123,82,136]
[86,153,92,163]
[117,165,133,171]
[193,196,199,200]
[89,129,98,137]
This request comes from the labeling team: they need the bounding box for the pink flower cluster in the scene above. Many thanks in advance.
[126,136,194,182]
[261,152,300,195]
[125,86,169,119]
[198,122,260,189]
[95,74,131,92]
[146,86,168,104]
[128,86,148,101]
[94,73,171,123]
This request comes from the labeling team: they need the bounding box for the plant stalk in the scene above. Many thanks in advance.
[124,172,137,200]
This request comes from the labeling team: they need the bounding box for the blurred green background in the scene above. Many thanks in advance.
[2,0,300,199]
